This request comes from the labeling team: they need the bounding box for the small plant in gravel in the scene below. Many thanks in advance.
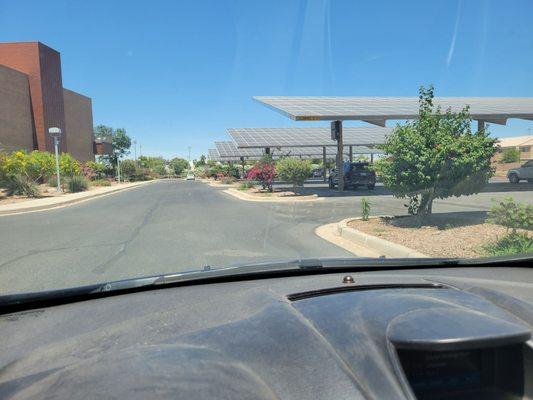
[484,232,533,256]
[5,174,40,197]
[360,197,371,221]
[66,175,89,192]
[485,197,533,256]
[487,197,533,234]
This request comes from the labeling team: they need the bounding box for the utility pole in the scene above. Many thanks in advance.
[133,140,137,161]
[188,146,191,162]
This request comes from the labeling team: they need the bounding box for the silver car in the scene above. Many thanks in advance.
[507,160,533,183]
[186,172,195,181]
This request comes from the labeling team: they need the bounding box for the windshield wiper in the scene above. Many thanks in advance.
[0,255,530,314]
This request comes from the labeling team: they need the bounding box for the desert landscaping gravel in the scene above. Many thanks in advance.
[348,217,516,258]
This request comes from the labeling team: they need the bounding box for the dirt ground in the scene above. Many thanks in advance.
[244,187,314,198]
[348,215,515,258]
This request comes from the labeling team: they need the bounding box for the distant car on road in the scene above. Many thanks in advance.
[507,160,533,183]
[328,162,376,190]
[186,172,195,181]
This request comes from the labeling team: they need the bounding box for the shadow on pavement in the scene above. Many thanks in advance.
[385,211,488,229]
[271,180,533,198]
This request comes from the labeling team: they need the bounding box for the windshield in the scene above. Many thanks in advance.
[0,0,531,295]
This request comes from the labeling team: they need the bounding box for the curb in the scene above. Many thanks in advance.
[223,188,322,203]
[0,180,157,216]
[316,217,428,258]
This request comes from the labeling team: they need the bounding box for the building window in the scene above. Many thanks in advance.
[519,146,530,153]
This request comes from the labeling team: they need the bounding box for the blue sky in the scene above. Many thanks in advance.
[2,0,533,159]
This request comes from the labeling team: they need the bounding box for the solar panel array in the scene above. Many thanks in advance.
[213,140,380,160]
[208,148,240,162]
[227,127,390,148]
[254,96,533,123]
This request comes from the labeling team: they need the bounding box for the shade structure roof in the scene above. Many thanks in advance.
[253,96,533,125]
[227,127,391,148]
[214,141,375,159]
[208,148,241,162]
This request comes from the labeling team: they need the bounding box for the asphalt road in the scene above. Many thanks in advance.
[1,179,532,294]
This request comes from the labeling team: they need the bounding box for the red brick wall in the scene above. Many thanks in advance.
[0,42,67,152]
[0,65,34,152]
[64,88,95,161]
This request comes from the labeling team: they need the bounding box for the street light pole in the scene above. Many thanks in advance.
[49,127,62,192]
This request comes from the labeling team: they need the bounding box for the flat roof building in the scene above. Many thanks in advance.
[0,41,96,161]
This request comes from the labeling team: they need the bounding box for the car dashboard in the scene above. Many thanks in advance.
[1,266,532,399]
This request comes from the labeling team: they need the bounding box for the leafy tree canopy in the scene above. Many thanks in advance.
[374,85,497,221]
[93,125,132,167]
[169,157,189,175]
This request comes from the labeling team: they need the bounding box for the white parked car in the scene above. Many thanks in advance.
[507,160,533,183]
[186,172,195,181]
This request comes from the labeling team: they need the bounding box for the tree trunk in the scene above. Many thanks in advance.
[417,189,435,225]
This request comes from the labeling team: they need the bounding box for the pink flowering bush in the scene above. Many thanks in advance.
[247,160,275,192]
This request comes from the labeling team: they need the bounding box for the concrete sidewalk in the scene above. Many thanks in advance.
[0,180,157,216]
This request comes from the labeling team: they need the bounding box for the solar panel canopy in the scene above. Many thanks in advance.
[227,127,390,148]
[254,96,533,125]
[214,141,377,159]
[208,148,241,162]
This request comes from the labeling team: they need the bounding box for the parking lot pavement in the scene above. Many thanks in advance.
[272,179,533,210]
[0,179,530,295]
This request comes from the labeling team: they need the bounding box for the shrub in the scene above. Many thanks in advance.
[238,181,255,190]
[154,164,167,177]
[130,168,154,181]
[484,232,533,256]
[361,197,371,221]
[60,153,81,176]
[276,158,312,193]
[66,175,89,192]
[5,174,40,197]
[26,151,55,181]
[247,157,275,192]
[86,161,107,180]
[487,197,533,234]
[0,150,57,183]
[91,179,112,186]
[500,147,520,164]
[119,159,137,179]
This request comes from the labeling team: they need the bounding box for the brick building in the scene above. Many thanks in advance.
[0,41,96,161]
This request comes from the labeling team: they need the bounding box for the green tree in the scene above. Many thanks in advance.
[94,125,132,168]
[139,156,166,170]
[276,158,312,193]
[500,147,520,163]
[374,85,497,223]
[169,157,189,175]
[195,155,206,166]
[119,159,138,179]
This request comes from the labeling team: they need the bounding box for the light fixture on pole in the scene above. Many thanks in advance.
[49,127,62,192]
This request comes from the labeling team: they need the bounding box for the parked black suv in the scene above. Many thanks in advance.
[328,162,376,190]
